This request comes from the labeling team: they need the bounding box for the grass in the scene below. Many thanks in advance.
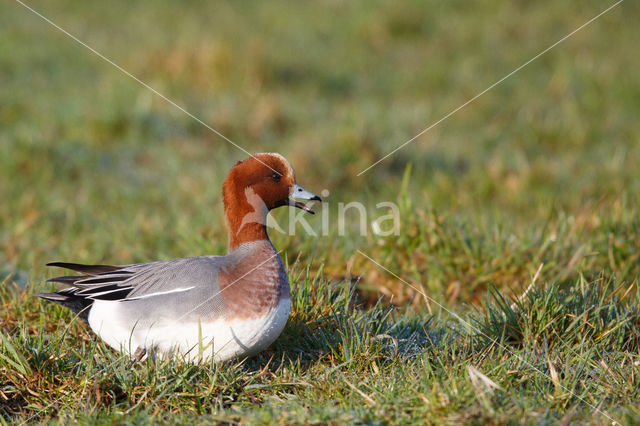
[2,0,640,423]
[2,267,640,423]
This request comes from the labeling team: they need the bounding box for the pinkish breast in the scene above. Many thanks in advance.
[218,242,289,320]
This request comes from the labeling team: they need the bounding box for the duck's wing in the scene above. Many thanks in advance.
[38,257,226,320]
[42,262,139,301]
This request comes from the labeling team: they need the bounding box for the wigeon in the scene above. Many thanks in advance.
[38,153,321,362]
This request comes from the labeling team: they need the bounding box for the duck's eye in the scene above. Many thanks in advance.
[271,173,282,182]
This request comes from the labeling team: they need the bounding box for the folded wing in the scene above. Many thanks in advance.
[38,257,226,322]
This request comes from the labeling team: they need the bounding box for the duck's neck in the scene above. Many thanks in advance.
[224,192,271,252]
[226,215,269,251]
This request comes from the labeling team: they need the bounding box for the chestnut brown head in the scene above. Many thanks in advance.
[223,153,321,217]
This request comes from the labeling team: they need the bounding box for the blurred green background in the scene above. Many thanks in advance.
[1,0,638,307]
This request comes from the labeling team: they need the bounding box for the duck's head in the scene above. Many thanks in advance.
[223,152,321,217]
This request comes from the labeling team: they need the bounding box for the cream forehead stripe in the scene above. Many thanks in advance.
[254,152,296,180]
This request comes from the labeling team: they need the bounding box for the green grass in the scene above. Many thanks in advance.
[2,0,640,423]
[2,267,640,423]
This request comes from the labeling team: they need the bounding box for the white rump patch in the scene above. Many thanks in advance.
[88,297,291,362]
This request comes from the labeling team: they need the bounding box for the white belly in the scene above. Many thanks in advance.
[88,298,291,362]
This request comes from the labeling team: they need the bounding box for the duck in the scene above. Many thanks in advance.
[37,153,321,362]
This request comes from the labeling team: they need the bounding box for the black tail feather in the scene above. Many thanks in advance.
[41,262,136,317]
[37,289,93,323]
[46,262,121,274]
[46,275,90,284]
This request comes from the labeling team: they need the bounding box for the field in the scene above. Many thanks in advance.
[1,0,640,423]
